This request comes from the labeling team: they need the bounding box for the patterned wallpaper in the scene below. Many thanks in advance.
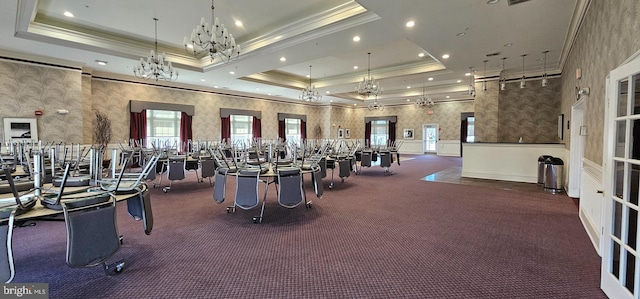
[561,0,640,165]
[0,61,83,143]
[498,77,562,143]
[474,80,499,142]
[327,101,474,142]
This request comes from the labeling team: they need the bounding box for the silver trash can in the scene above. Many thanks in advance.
[538,155,553,185]
[544,157,564,193]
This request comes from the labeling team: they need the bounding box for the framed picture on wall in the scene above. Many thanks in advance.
[403,129,414,140]
[345,129,350,139]
[3,118,38,141]
[338,128,344,139]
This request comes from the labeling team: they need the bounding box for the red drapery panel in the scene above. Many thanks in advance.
[130,110,147,146]
[221,116,231,143]
[300,120,307,140]
[180,112,192,154]
[278,120,285,141]
[365,121,371,147]
[252,116,262,139]
[388,121,397,145]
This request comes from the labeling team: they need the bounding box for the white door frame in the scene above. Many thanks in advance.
[568,98,585,198]
[422,123,438,153]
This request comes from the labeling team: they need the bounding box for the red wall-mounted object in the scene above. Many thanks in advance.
[34,110,43,116]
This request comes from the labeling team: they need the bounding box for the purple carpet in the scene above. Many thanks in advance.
[11,155,606,298]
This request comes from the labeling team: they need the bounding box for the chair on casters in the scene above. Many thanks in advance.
[379,151,393,175]
[358,151,372,174]
[213,168,228,204]
[0,207,17,283]
[162,156,186,192]
[228,169,265,223]
[277,167,310,209]
[311,167,323,200]
[199,157,215,186]
[337,159,351,183]
[62,193,124,275]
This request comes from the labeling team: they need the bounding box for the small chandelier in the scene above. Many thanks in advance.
[184,0,241,63]
[368,96,385,111]
[299,65,322,102]
[520,54,527,89]
[355,53,383,98]
[500,57,507,91]
[134,18,179,82]
[541,50,549,87]
[415,84,434,107]
[468,67,476,97]
[482,60,488,91]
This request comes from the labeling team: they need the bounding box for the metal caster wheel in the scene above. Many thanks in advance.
[306,202,312,209]
[162,188,168,193]
[252,216,261,223]
[118,235,124,245]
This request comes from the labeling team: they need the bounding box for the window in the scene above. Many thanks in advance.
[371,120,388,146]
[231,115,253,144]
[146,109,181,148]
[466,117,475,142]
[285,118,301,144]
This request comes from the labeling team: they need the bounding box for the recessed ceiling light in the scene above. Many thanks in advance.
[235,20,243,27]
[465,72,471,76]
[354,104,357,106]
[326,91,330,94]
[446,95,450,98]
[406,20,415,28]
[407,86,411,89]
[504,43,513,47]
[229,71,235,75]
[418,53,425,58]
[487,0,500,4]
[353,66,358,69]
[63,11,74,18]
[256,88,260,90]
[306,75,310,78]
[442,54,450,59]
[428,77,434,81]
[456,32,466,37]
[280,57,286,62]
[457,80,462,83]
[406,99,411,102]
[330,100,333,103]
[95,60,107,66]
[268,93,272,96]
[200,78,205,82]
[214,85,219,88]
[186,44,194,49]
[353,36,360,42]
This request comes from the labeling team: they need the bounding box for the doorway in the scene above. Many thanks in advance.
[568,98,585,198]
[423,124,438,154]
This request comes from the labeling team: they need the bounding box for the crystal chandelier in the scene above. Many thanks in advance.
[299,65,322,102]
[355,52,383,98]
[134,18,179,82]
[368,96,385,111]
[415,84,434,107]
[184,0,241,63]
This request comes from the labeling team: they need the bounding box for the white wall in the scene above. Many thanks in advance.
[580,158,603,255]
[437,140,460,157]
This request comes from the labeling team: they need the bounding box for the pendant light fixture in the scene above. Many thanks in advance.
[519,54,527,89]
[541,50,549,87]
[482,60,488,91]
[500,57,507,91]
[468,66,475,97]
